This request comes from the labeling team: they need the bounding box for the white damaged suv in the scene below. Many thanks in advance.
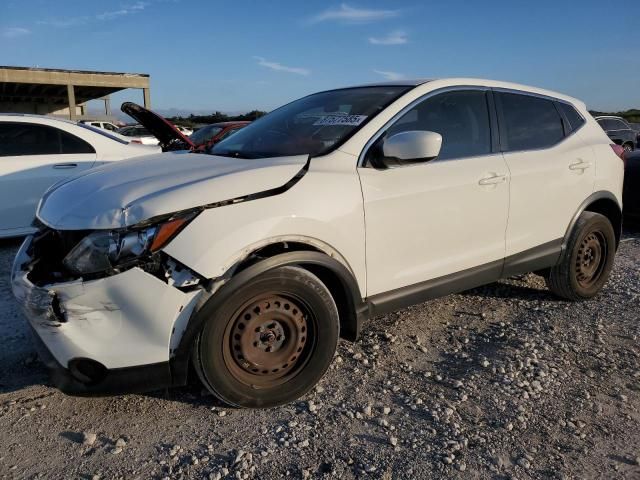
[12,79,625,408]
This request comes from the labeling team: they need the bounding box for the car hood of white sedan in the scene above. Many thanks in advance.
[37,152,308,230]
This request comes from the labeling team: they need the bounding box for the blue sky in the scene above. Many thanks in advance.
[1,0,639,114]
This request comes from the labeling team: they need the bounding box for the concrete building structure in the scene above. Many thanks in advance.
[0,66,150,121]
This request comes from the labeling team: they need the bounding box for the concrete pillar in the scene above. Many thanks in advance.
[67,84,76,120]
[143,88,151,108]
[104,96,111,116]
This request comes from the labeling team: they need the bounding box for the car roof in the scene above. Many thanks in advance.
[0,113,80,125]
[324,78,585,107]
[594,115,625,121]
[350,79,433,88]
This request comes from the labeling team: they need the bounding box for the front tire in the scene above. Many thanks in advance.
[193,266,339,408]
[546,212,616,300]
[623,143,634,153]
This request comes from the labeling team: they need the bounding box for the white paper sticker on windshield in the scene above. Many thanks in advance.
[313,114,367,126]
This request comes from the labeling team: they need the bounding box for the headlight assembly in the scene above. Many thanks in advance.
[62,212,196,276]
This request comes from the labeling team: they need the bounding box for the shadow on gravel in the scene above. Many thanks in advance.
[59,431,84,444]
[462,281,558,302]
[622,219,640,237]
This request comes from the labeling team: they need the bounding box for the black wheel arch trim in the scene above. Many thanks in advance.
[169,251,366,387]
[564,191,622,250]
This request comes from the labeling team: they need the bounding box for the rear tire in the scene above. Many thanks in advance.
[193,266,339,408]
[623,143,634,153]
[545,212,616,300]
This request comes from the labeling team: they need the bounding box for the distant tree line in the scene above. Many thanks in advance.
[168,110,267,127]
[589,108,640,124]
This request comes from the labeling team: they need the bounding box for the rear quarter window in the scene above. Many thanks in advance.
[556,102,585,132]
[60,130,95,154]
[498,92,565,151]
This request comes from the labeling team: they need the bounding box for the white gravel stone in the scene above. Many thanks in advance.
[82,432,97,446]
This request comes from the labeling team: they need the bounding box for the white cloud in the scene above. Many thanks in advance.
[97,2,149,20]
[373,69,405,81]
[39,2,149,27]
[2,27,30,38]
[254,57,310,76]
[369,30,407,45]
[310,3,400,24]
[37,17,89,27]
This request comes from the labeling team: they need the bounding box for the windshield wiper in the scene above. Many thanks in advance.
[209,150,265,159]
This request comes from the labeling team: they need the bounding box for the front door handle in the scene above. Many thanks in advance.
[568,160,592,171]
[53,163,78,169]
[478,173,507,186]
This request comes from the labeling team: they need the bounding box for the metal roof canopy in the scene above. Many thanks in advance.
[0,66,151,120]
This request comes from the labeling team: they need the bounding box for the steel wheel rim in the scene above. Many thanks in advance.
[222,294,314,388]
[575,230,607,288]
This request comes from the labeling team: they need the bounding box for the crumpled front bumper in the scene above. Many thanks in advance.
[11,235,202,395]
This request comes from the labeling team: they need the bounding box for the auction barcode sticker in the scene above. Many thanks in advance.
[313,115,367,126]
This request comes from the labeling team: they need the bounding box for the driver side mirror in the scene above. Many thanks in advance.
[381,130,443,165]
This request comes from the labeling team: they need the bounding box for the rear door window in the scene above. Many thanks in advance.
[0,122,61,156]
[611,119,629,130]
[498,92,565,151]
[0,122,95,156]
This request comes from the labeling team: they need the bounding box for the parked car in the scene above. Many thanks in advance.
[119,102,196,151]
[80,120,120,133]
[119,103,247,152]
[632,123,640,148]
[0,114,160,238]
[117,106,195,148]
[595,116,636,152]
[117,125,160,145]
[12,79,624,408]
[623,149,640,222]
[188,121,250,151]
[176,125,193,137]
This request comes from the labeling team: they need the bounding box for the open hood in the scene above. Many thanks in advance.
[121,102,195,150]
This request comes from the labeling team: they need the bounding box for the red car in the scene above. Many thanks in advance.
[189,121,250,152]
[121,102,249,152]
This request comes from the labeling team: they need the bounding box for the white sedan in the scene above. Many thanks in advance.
[0,114,160,238]
[117,125,160,145]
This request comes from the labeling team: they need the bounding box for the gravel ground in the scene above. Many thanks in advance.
[0,226,639,480]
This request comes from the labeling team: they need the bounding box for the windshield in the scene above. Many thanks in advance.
[210,86,411,159]
[190,125,223,145]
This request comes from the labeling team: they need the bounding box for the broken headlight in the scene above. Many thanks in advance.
[62,213,196,275]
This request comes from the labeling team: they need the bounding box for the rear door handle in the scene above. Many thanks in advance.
[478,173,507,186]
[569,160,592,171]
[53,163,78,169]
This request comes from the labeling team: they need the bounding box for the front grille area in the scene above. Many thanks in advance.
[26,227,90,286]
